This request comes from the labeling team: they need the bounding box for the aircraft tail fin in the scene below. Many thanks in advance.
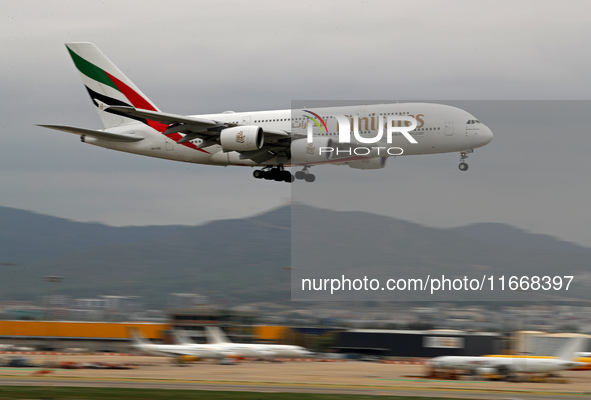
[65,42,160,129]
[556,337,588,361]
[127,328,152,349]
[205,326,231,345]
[173,330,196,345]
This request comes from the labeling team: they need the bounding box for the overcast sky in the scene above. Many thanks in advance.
[3,0,591,247]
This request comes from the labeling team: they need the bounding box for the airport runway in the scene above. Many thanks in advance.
[2,376,590,399]
[0,355,590,399]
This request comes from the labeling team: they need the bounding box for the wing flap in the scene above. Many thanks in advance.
[38,124,144,142]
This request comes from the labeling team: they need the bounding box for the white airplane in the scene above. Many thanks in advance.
[204,326,312,359]
[128,328,222,360]
[429,337,587,379]
[39,43,493,183]
[175,327,312,359]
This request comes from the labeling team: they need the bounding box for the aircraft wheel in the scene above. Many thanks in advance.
[264,170,274,180]
[281,171,294,183]
[304,174,316,183]
[253,170,265,179]
[295,171,306,180]
[459,162,469,171]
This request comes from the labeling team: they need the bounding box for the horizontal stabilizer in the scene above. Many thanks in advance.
[38,124,144,142]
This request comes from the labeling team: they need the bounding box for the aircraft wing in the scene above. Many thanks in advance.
[107,106,290,139]
[38,124,144,142]
[106,106,291,162]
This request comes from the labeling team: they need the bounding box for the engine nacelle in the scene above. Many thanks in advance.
[347,157,388,170]
[177,355,199,362]
[219,126,264,151]
[290,137,333,164]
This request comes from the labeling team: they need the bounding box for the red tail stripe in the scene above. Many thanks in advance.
[104,71,209,154]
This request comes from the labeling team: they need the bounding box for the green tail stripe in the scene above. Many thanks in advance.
[67,47,120,92]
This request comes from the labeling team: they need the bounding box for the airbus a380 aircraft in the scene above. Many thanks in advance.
[40,43,493,183]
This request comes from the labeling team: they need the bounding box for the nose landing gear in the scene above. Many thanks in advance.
[294,167,315,182]
[458,150,473,171]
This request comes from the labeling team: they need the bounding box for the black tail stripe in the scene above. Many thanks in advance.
[84,86,149,126]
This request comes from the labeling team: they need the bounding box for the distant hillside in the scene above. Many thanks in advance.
[0,206,185,264]
[449,223,591,254]
[290,206,591,301]
[0,206,291,306]
[0,205,589,306]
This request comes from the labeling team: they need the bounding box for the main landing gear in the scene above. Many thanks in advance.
[252,167,316,183]
[458,150,473,171]
[253,167,294,183]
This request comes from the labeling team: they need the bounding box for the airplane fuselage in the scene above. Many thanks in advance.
[84,103,493,167]
[431,355,582,374]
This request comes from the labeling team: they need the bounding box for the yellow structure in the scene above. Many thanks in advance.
[253,326,289,342]
[0,321,167,340]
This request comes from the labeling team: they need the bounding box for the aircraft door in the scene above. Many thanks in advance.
[445,121,454,136]
[242,116,252,125]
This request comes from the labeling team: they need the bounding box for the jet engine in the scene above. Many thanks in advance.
[177,355,199,363]
[219,126,264,151]
[290,137,333,164]
[347,157,387,170]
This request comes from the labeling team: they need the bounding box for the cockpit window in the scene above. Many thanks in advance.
[466,119,481,124]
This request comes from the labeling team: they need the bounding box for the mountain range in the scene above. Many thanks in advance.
[0,205,589,307]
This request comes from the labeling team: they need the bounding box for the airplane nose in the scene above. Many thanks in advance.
[476,125,493,147]
[483,125,493,144]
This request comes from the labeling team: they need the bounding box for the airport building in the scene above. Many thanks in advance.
[167,307,256,344]
[512,331,591,355]
[335,329,502,357]
[0,320,167,352]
